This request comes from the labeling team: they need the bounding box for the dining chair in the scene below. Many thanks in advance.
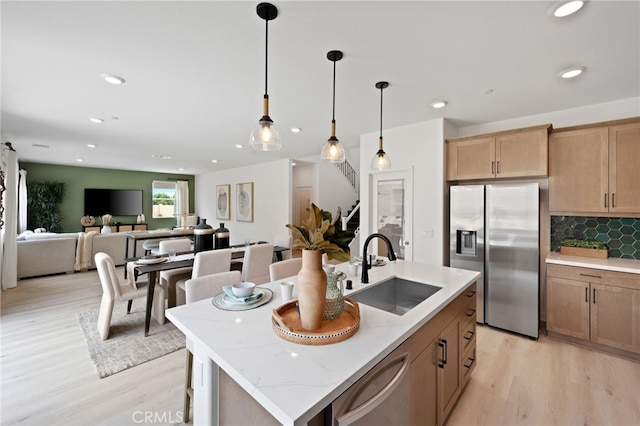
[273,233,292,260]
[182,270,242,422]
[95,252,165,340]
[241,244,274,284]
[159,238,193,308]
[269,257,302,281]
[174,248,232,306]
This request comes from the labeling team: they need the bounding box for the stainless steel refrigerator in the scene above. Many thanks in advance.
[450,183,539,339]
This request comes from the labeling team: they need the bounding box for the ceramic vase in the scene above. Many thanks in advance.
[297,249,327,330]
[101,225,111,234]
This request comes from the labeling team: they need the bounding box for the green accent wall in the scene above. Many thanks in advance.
[20,162,195,233]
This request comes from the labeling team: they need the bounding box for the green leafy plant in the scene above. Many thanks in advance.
[27,181,65,232]
[560,239,608,250]
[287,203,355,262]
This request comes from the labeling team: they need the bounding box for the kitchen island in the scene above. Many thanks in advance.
[166,260,479,425]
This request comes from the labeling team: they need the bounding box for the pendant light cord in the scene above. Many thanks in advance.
[379,86,383,139]
[264,19,269,96]
[332,59,336,122]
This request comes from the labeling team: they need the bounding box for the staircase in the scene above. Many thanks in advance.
[333,158,358,194]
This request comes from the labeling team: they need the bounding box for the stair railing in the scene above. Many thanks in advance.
[333,158,358,193]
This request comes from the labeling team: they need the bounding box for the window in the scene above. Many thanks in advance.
[152,181,176,219]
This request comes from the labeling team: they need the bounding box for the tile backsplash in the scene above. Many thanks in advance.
[551,216,640,260]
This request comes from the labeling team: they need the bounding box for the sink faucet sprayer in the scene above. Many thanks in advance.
[361,233,397,284]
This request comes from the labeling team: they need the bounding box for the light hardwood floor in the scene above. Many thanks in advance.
[2,270,639,425]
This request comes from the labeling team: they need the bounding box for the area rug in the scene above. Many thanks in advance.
[76,303,185,378]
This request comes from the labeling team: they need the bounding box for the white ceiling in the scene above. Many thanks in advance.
[2,1,639,175]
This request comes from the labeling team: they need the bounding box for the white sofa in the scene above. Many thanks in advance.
[16,231,146,279]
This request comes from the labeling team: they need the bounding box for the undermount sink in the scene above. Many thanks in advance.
[349,277,442,316]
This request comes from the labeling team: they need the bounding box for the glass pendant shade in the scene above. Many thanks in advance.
[321,137,346,163]
[371,137,391,170]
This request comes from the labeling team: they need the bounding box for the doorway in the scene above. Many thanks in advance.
[372,169,413,260]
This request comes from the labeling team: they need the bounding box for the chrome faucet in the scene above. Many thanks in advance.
[361,233,397,283]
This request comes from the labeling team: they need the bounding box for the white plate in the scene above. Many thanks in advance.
[135,257,168,265]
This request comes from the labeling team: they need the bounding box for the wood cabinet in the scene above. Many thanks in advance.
[446,125,550,181]
[547,264,640,358]
[549,118,640,216]
[410,282,477,425]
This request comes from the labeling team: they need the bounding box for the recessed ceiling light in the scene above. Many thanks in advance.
[558,66,586,79]
[151,154,172,160]
[483,89,494,95]
[89,117,104,123]
[76,158,84,162]
[291,127,302,133]
[292,162,297,166]
[178,168,185,171]
[87,144,96,148]
[235,144,244,149]
[430,100,448,109]
[548,1,585,18]
[211,159,218,163]
[100,73,125,85]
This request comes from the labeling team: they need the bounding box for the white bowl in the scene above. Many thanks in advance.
[232,282,256,297]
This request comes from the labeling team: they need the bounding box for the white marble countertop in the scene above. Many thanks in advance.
[166,260,479,425]
[546,252,640,274]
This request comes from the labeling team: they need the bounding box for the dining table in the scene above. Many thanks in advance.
[129,243,289,336]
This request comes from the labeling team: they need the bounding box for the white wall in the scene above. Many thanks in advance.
[195,159,291,246]
[457,97,640,136]
[360,118,446,266]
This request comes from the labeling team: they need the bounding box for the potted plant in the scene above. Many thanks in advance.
[286,204,355,330]
[560,238,609,259]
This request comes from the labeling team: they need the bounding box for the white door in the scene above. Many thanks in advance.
[372,169,413,261]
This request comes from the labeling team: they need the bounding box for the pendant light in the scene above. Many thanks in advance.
[320,50,346,163]
[371,81,391,170]
[250,3,281,151]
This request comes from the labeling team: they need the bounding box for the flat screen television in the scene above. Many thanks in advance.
[84,189,143,216]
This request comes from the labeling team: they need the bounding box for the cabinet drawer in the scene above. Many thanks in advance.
[462,346,476,385]
[547,264,640,291]
[461,318,476,352]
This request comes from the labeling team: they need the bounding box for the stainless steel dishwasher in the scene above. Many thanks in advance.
[331,340,411,425]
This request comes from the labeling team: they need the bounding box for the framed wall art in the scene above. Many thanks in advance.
[216,184,230,220]
[236,182,254,222]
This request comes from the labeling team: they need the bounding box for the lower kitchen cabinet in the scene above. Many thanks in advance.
[547,264,640,358]
[410,282,477,425]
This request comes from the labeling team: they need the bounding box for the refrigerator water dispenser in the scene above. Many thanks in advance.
[456,230,476,255]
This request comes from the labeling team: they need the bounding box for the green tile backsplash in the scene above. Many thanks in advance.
[551,216,640,260]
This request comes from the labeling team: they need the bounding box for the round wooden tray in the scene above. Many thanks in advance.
[272,298,360,345]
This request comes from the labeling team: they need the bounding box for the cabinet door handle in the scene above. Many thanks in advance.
[604,193,608,208]
[464,330,475,341]
[491,161,495,174]
[612,193,616,208]
[466,290,476,298]
[464,357,475,369]
[585,287,588,303]
[466,309,476,317]
[593,288,596,304]
[438,341,446,368]
[497,160,500,174]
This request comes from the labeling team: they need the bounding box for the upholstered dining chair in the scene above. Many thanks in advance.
[182,270,242,423]
[158,238,193,308]
[95,252,165,340]
[174,248,232,306]
[241,244,274,284]
[269,257,302,281]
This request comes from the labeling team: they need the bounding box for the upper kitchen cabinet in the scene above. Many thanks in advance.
[549,118,640,216]
[445,124,551,181]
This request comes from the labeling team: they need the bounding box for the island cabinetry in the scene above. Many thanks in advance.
[547,264,640,358]
[549,118,640,216]
[410,282,477,425]
[446,125,550,181]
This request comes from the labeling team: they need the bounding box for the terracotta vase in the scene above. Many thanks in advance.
[297,249,327,330]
